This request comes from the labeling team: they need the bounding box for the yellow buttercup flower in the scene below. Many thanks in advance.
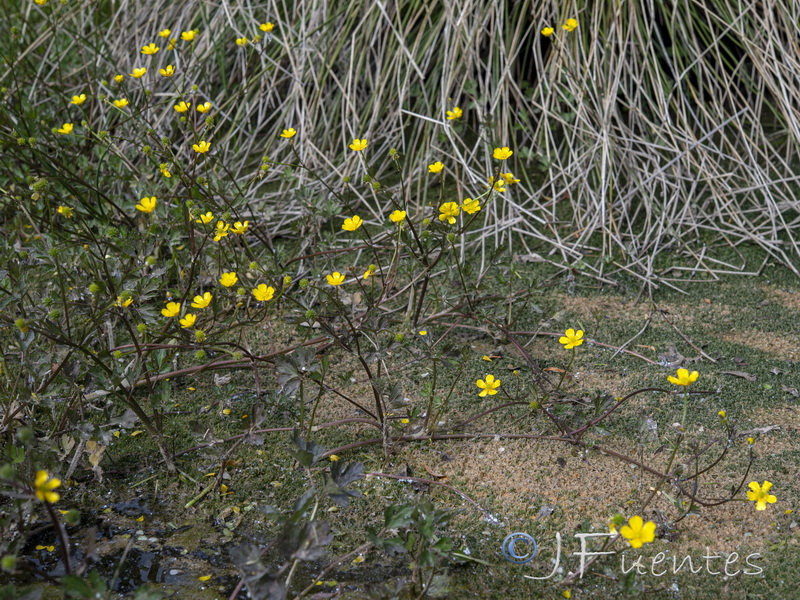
[280,128,296,139]
[389,210,406,223]
[559,328,584,349]
[349,138,368,152]
[747,481,777,510]
[130,67,146,78]
[114,74,124,83]
[191,292,212,309]
[158,29,171,38]
[196,101,211,113]
[342,215,363,231]
[500,172,521,185]
[326,272,345,286]
[141,43,160,55]
[195,211,214,224]
[563,18,578,32]
[492,147,513,160]
[193,140,211,153]
[34,471,61,503]
[488,176,506,192]
[167,38,178,50]
[220,272,238,287]
[619,516,656,549]
[541,27,555,37]
[428,161,444,174]
[252,284,275,302]
[34,0,48,5]
[438,202,460,225]
[213,221,230,242]
[57,205,74,218]
[160,165,172,177]
[446,106,462,120]
[161,302,181,317]
[231,221,249,234]
[71,94,87,105]
[198,575,212,581]
[36,545,55,552]
[57,123,74,135]
[135,196,156,213]
[113,98,128,108]
[461,198,481,214]
[235,37,248,46]
[181,30,198,41]
[179,313,196,329]
[667,368,699,386]
[174,101,191,113]
[159,65,175,77]
[115,296,133,308]
[260,22,274,33]
[476,374,500,397]
[363,264,376,279]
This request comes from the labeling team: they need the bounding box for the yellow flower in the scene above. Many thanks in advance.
[252,284,275,302]
[141,43,160,55]
[130,67,146,78]
[500,172,521,185]
[461,198,481,214]
[231,221,249,234]
[57,123,74,135]
[198,575,212,581]
[389,210,406,223]
[34,0,47,5]
[34,470,61,503]
[220,272,238,287]
[562,592,572,599]
[747,436,755,445]
[213,221,230,242]
[718,410,726,419]
[36,545,55,552]
[159,65,175,77]
[160,165,171,177]
[559,328,584,349]
[541,27,555,37]
[135,196,157,213]
[113,98,128,108]
[196,212,214,224]
[446,106,462,120]
[158,29,171,38]
[349,138,368,152]
[747,481,777,511]
[488,176,506,192]
[563,18,578,32]
[179,313,197,329]
[326,272,345,286]
[493,147,513,160]
[619,515,656,549]
[191,292,212,309]
[181,30,198,41]
[161,302,181,317]
[476,374,500,397]
[329,454,340,461]
[280,128,297,139]
[115,296,133,308]
[174,101,191,113]
[438,201,460,225]
[196,101,211,113]
[167,38,177,50]
[342,215,363,231]
[363,264,376,279]
[193,140,211,153]
[418,330,427,336]
[260,22,274,32]
[667,368,699,386]
[70,94,87,105]
[428,161,444,174]
[114,74,124,83]
[57,205,74,218]
[235,37,248,46]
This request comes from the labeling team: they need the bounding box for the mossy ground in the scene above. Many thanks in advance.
[15,249,800,599]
